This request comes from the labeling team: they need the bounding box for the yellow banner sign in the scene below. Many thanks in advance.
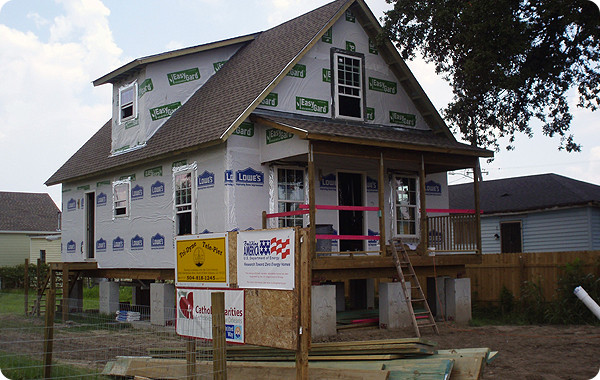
[176,233,228,286]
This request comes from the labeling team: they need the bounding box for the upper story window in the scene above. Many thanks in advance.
[394,176,419,237]
[119,82,137,124]
[113,179,131,218]
[332,50,364,120]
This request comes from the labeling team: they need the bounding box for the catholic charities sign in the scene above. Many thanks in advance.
[237,229,295,290]
[176,288,244,343]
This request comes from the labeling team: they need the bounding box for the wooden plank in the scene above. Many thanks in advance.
[212,292,226,380]
[296,228,311,379]
[385,358,454,380]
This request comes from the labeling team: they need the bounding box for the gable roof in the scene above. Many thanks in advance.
[0,192,60,233]
[449,173,600,214]
[46,0,491,186]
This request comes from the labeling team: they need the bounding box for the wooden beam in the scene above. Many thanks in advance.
[419,155,428,255]
[473,160,482,256]
[62,263,69,321]
[308,143,317,260]
[212,292,227,380]
[378,153,386,255]
[296,228,311,379]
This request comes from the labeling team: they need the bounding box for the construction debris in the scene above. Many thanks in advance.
[104,338,496,380]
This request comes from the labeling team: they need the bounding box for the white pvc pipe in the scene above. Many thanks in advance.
[573,286,600,320]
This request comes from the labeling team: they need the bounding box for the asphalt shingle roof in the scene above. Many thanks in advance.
[449,173,600,214]
[0,192,60,232]
[46,0,491,186]
[47,0,350,185]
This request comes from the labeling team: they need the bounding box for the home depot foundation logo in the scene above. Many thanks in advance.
[151,181,165,197]
[151,233,165,250]
[235,167,264,187]
[131,235,144,251]
[96,238,107,253]
[178,291,194,319]
[113,237,124,252]
[243,238,291,260]
[66,240,76,254]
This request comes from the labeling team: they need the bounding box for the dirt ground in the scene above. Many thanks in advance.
[317,322,600,380]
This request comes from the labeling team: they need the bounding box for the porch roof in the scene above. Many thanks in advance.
[252,112,493,157]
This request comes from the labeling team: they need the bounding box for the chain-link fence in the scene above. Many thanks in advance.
[0,291,226,380]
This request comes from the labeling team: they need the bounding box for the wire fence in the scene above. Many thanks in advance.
[0,291,226,380]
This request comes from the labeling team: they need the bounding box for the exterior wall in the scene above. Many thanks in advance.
[0,233,30,267]
[591,208,600,250]
[61,144,228,268]
[256,12,428,131]
[29,237,61,263]
[481,206,596,253]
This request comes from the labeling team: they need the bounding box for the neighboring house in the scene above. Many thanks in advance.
[0,192,61,266]
[46,0,491,272]
[449,173,600,253]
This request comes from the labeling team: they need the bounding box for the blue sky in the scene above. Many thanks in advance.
[0,0,598,209]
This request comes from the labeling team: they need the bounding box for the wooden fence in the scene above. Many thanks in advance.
[466,251,600,303]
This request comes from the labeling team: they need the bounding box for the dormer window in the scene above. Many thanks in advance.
[332,50,364,120]
[119,82,137,124]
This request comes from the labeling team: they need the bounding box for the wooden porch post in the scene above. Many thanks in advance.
[419,155,428,255]
[308,143,316,259]
[62,263,69,321]
[378,153,386,255]
[473,160,482,255]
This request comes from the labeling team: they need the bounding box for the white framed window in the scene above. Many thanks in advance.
[332,50,364,120]
[118,82,137,124]
[276,167,305,228]
[113,179,131,218]
[173,163,197,235]
[393,175,419,237]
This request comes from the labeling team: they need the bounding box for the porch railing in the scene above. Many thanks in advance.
[262,204,381,256]
[427,210,479,253]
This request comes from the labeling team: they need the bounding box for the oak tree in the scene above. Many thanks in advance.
[382,0,600,152]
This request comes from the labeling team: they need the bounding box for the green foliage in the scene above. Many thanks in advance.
[472,259,600,325]
[546,259,600,324]
[0,350,110,379]
[382,0,600,153]
[499,286,515,316]
[0,263,48,289]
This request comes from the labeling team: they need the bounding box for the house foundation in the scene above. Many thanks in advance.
[99,280,119,315]
[311,284,336,339]
[150,282,175,326]
[445,278,472,323]
[379,281,412,329]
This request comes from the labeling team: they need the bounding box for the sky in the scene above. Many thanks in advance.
[0,0,598,209]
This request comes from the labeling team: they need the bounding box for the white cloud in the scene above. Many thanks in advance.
[0,0,123,206]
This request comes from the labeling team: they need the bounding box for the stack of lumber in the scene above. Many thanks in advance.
[104,339,496,380]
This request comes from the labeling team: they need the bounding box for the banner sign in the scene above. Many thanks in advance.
[175,233,229,287]
[237,229,295,290]
[176,288,244,343]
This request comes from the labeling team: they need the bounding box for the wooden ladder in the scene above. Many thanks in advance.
[390,238,439,337]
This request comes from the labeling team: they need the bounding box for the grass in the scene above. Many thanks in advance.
[0,286,133,316]
[0,350,110,380]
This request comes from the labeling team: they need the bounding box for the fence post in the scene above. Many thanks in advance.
[296,229,311,379]
[212,291,226,380]
[24,258,29,315]
[262,210,267,229]
[186,337,196,380]
[43,288,56,379]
